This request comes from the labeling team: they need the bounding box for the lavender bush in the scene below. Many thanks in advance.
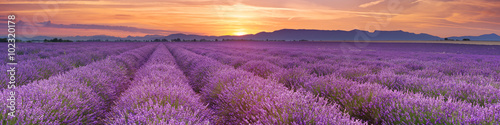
[168,44,364,124]
[0,43,138,89]
[180,41,500,124]
[2,41,499,124]
[107,44,212,124]
[0,44,155,124]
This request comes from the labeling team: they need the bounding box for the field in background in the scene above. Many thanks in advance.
[317,40,500,46]
[1,41,499,124]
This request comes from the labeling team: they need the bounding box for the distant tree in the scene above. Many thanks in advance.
[0,38,7,42]
[463,38,470,41]
[45,38,73,42]
[171,38,181,42]
[444,38,449,41]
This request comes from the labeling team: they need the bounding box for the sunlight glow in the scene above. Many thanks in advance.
[234,31,248,36]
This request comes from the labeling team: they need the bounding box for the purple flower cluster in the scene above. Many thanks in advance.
[0,42,138,89]
[305,75,498,124]
[1,41,498,124]
[179,41,500,124]
[363,70,500,106]
[0,44,156,124]
[168,44,364,124]
[239,60,280,79]
[106,44,212,124]
[0,42,131,64]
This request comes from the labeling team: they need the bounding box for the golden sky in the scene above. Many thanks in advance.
[1,0,500,38]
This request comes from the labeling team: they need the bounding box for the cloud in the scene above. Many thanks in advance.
[359,0,385,8]
[37,21,177,34]
[1,0,499,37]
[411,0,425,4]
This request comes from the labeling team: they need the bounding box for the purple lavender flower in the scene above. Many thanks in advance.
[107,44,213,124]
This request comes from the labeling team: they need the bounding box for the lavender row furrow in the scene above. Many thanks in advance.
[191,45,500,106]
[0,43,139,89]
[0,42,125,63]
[0,44,156,124]
[215,44,500,86]
[106,44,212,124]
[168,44,364,124]
[184,44,500,124]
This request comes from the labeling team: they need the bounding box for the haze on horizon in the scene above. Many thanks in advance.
[1,0,499,38]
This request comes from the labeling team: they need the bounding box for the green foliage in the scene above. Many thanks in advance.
[43,38,73,42]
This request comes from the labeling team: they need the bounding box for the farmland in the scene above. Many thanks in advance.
[1,41,500,124]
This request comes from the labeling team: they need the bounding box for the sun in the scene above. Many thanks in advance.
[233,32,248,36]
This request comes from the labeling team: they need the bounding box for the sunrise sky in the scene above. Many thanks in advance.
[1,0,499,38]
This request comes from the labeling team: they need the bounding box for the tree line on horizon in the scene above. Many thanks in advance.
[0,37,476,43]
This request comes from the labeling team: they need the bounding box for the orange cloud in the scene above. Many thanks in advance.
[0,0,498,38]
[359,0,385,8]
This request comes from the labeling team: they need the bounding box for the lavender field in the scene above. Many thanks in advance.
[2,41,500,124]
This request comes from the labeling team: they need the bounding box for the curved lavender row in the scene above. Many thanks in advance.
[0,43,137,89]
[363,70,500,106]
[188,47,308,90]
[258,47,497,79]
[261,53,500,106]
[188,47,304,69]
[64,44,156,111]
[191,44,500,78]
[208,43,500,78]
[184,45,499,124]
[0,44,156,124]
[185,47,322,90]
[266,59,500,106]
[304,75,499,124]
[265,46,500,85]
[168,45,364,124]
[106,44,212,124]
[190,45,500,106]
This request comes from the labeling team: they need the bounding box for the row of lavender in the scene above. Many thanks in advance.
[0,42,139,89]
[180,42,500,124]
[213,42,500,79]
[245,44,498,105]
[165,43,364,124]
[105,44,212,124]
[192,42,500,106]
[0,42,71,62]
[2,41,498,124]
[0,43,156,124]
[211,42,500,79]
[0,42,113,63]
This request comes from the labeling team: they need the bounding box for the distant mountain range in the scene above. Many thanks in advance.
[13,29,500,41]
[448,33,500,41]
[236,29,442,41]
